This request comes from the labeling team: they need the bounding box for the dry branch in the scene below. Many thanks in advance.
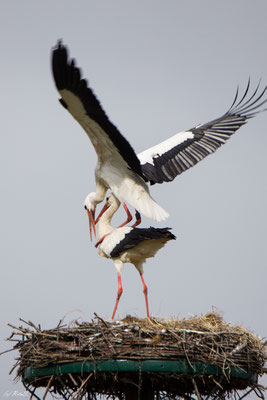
[5,312,266,400]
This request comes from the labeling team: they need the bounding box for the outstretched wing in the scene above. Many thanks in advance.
[139,81,267,184]
[51,41,144,179]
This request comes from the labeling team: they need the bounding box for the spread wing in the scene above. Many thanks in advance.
[51,41,144,179]
[138,81,267,184]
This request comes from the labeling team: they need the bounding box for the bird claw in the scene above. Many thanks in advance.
[132,210,141,228]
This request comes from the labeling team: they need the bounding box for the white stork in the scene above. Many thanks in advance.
[51,41,267,233]
[94,193,176,319]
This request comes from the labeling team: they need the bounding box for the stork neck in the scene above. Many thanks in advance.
[96,202,119,239]
[97,216,113,240]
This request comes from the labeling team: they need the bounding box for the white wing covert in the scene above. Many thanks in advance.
[139,81,267,184]
[52,41,145,179]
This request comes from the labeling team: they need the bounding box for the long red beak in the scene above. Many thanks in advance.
[95,203,109,225]
[87,209,96,241]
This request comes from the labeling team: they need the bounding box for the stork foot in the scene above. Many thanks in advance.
[131,210,141,228]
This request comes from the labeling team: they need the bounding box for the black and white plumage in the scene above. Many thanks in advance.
[139,81,267,183]
[95,194,176,319]
[52,41,267,223]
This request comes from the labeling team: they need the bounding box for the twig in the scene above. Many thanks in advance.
[94,312,116,337]
[211,377,223,390]
[252,385,265,399]
[0,348,16,356]
[43,375,53,400]
[19,319,41,331]
[191,377,202,400]
[5,314,264,398]
[68,373,79,386]
[69,373,93,400]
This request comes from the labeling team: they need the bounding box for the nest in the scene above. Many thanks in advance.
[6,312,266,400]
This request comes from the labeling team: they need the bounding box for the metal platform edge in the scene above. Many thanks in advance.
[23,360,257,383]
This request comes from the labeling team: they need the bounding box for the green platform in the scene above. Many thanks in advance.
[24,359,257,382]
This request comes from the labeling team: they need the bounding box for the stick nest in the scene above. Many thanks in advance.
[6,312,266,399]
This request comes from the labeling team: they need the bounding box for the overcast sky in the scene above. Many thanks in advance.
[0,1,266,397]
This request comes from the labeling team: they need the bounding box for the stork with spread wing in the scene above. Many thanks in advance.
[52,41,267,237]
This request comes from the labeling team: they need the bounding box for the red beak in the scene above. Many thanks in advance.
[87,209,96,241]
[95,203,109,225]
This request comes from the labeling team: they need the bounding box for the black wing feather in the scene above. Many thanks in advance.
[141,81,267,184]
[110,227,176,258]
[52,41,145,180]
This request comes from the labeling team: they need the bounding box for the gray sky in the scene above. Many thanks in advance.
[1,0,266,396]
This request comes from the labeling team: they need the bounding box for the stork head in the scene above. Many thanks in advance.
[84,192,97,211]
[84,192,97,241]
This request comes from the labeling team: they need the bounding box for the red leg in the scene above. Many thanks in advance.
[139,273,150,318]
[131,210,141,228]
[112,273,123,320]
[117,203,133,228]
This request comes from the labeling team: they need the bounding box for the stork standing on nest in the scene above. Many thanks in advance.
[94,194,176,319]
[52,41,267,236]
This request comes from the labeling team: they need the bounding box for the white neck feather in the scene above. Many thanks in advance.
[97,197,120,239]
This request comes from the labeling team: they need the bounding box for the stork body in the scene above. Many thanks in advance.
[52,41,267,226]
[95,194,176,319]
